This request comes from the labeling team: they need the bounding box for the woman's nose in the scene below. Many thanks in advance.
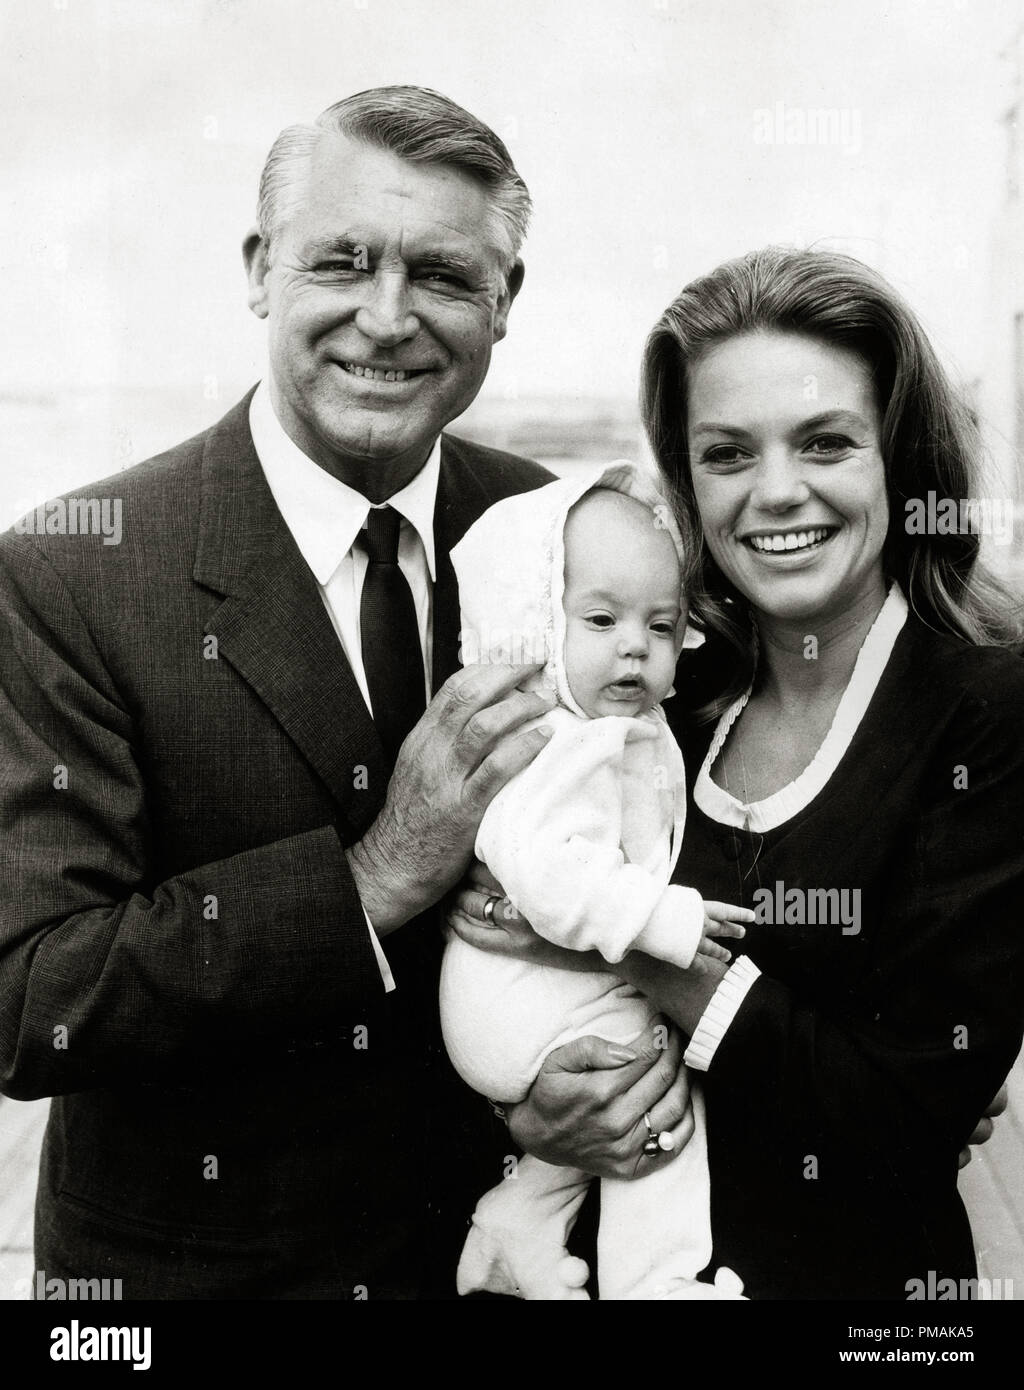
[353,271,419,346]
[749,449,811,512]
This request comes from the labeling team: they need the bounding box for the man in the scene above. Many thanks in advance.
[0,86,686,1300]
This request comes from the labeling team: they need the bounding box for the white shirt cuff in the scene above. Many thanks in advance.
[363,910,396,994]
[683,955,761,1071]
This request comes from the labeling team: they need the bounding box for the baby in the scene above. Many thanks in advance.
[441,463,751,1301]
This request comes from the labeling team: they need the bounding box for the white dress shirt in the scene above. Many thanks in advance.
[248,381,443,993]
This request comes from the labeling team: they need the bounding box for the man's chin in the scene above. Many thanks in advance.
[319,412,438,470]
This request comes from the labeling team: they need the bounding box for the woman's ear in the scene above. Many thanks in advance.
[242,228,271,319]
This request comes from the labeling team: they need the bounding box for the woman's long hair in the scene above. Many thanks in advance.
[641,246,1023,718]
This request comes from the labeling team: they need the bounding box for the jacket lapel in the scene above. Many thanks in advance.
[192,393,387,838]
[190,407,550,839]
[433,438,492,690]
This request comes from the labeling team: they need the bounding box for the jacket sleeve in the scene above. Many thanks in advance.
[0,534,384,1100]
[704,657,1024,1184]
[475,714,705,967]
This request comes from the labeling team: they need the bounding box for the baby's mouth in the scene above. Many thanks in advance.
[606,676,647,698]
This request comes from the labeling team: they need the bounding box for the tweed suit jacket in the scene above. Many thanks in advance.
[0,390,552,1299]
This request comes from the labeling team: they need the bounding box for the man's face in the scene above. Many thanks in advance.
[246,132,520,484]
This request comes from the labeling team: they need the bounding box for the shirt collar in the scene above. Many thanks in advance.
[248,380,440,586]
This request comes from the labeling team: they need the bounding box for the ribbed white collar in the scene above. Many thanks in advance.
[695,584,909,832]
[248,380,440,586]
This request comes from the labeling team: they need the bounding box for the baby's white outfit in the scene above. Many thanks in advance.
[440,463,720,1301]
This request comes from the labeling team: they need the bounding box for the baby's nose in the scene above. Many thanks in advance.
[618,627,648,658]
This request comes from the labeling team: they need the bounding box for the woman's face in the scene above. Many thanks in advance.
[686,330,889,628]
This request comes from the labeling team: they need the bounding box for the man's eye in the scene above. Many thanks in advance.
[418,270,469,289]
[315,261,365,276]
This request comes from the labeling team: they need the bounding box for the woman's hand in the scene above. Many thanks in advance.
[447,861,606,974]
[506,1028,697,1180]
[958,1085,1009,1169]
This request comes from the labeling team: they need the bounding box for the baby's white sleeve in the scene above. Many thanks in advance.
[475,715,704,969]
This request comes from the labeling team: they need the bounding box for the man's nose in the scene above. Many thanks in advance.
[749,448,811,512]
[353,271,419,347]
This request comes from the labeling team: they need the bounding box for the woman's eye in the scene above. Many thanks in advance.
[805,434,853,455]
[701,445,751,469]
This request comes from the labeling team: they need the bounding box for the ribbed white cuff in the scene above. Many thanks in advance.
[683,955,762,1071]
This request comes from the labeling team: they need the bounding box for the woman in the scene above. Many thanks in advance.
[453,246,1024,1300]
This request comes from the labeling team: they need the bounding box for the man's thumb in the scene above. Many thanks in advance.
[542,1035,637,1074]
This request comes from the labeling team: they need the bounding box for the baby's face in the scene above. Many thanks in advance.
[562,490,684,719]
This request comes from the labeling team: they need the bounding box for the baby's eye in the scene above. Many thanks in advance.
[650,620,676,636]
[584,613,615,629]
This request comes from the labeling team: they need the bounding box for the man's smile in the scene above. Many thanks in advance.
[338,360,434,384]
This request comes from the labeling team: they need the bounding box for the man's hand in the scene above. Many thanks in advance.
[448,861,607,973]
[345,664,554,933]
[506,1029,695,1180]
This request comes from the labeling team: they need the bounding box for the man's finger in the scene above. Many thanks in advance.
[456,887,511,923]
[434,662,547,727]
[469,723,554,802]
[457,688,556,765]
[447,908,509,954]
[466,861,505,895]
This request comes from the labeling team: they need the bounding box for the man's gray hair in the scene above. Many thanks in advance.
[257,86,531,273]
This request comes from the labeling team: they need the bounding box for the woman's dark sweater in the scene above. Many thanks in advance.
[667,613,1024,1300]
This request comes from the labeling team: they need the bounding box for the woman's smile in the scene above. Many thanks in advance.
[741,525,837,555]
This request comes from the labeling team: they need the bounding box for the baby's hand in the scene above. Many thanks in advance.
[698,900,755,963]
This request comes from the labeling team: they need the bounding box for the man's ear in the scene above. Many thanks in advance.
[243,227,271,319]
[493,258,525,342]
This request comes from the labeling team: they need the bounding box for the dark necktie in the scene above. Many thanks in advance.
[359,505,426,769]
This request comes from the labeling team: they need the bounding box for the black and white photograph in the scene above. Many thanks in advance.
[1,0,1022,1364]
